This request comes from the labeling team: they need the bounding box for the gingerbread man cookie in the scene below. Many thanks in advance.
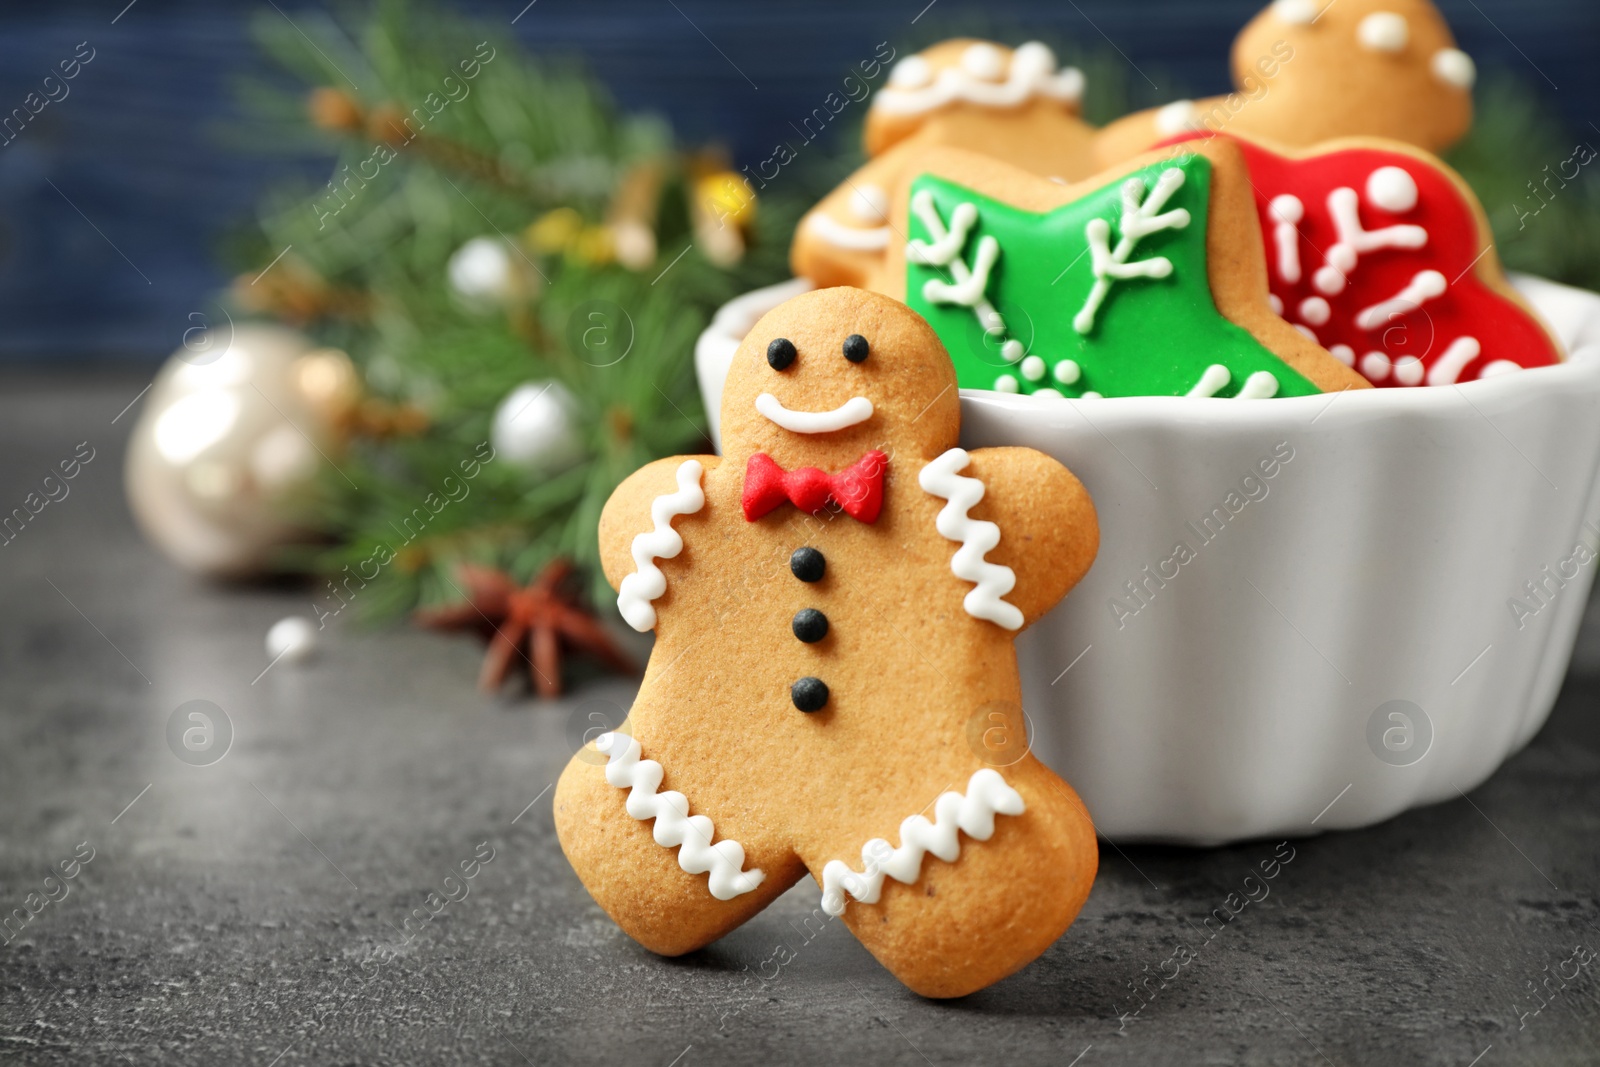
[793,39,1097,292]
[555,286,1100,998]
[1162,132,1563,385]
[1095,0,1475,168]
[871,138,1368,398]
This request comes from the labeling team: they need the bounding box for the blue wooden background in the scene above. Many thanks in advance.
[0,0,1593,362]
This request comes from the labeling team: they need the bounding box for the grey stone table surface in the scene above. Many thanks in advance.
[2,373,1598,1067]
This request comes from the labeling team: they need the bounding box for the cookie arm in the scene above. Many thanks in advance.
[960,447,1098,629]
[598,455,720,629]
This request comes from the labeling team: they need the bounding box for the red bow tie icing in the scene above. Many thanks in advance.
[742,451,888,523]
[1163,133,1562,387]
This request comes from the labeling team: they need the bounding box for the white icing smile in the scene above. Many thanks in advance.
[755,393,873,434]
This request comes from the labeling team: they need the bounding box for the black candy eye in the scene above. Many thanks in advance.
[767,337,797,370]
[842,334,869,363]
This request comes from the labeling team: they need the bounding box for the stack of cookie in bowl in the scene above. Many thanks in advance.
[789,0,1563,401]
[562,0,1600,998]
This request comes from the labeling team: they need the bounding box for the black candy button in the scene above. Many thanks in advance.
[842,333,869,363]
[767,337,797,370]
[791,676,829,712]
[792,608,829,643]
[789,546,825,583]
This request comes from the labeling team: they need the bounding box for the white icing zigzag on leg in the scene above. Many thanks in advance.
[595,732,765,901]
[616,460,705,632]
[918,448,1024,630]
[819,769,1025,916]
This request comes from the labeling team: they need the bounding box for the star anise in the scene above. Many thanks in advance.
[414,559,634,697]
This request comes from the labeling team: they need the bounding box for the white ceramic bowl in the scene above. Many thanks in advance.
[694,275,1600,844]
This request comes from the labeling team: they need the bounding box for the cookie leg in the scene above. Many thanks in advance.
[554,747,804,956]
[821,759,1097,998]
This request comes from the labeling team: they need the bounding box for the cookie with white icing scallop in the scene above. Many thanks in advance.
[1095,0,1476,167]
[555,286,1100,998]
[793,39,1097,291]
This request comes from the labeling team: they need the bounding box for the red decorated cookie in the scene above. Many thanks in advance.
[1165,133,1562,387]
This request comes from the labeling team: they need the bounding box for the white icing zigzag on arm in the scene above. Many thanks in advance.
[918,448,1024,630]
[616,460,705,632]
[595,732,765,901]
[819,768,1024,916]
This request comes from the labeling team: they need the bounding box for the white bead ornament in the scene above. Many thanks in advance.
[266,616,317,665]
[448,237,517,302]
[491,381,585,473]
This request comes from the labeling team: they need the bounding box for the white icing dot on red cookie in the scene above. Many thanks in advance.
[1268,293,1284,315]
[1294,323,1319,344]
[1393,354,1425,386]
[994,374,1020,393]
[1329,344,1355,366]
[1053,359,1081,385]
[889,55,933,89]
[1357,12,1409,53]
[1366,166,1418,213]
[1269,195,1304,225]
[1298,296,1331,326]
[850,183,889,223]
[961,43,1007,81]
[1361,351,1392,381]
[1272,0,1318,25]
[1155,100,1198,135]
[1432,48,1477,89]
[1479,359,1521,378]
[1020,355,1047,381]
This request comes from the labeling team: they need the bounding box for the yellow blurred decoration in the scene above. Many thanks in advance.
[571,226,616,266]
[526,208,584,254]
[696,170,757,229]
